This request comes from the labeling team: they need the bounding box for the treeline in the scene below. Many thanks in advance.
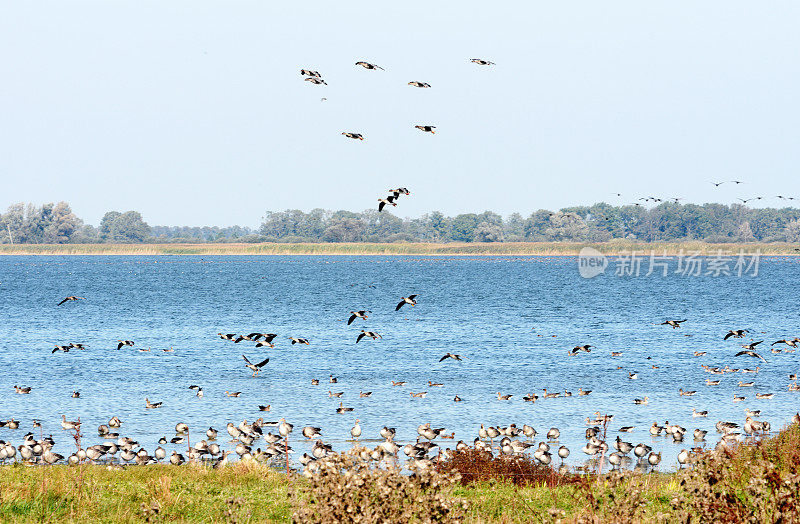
[3,201,800,244]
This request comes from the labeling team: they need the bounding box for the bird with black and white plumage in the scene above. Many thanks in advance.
[348,310,371,325]
[661,319,687,328]
[736,350,767,362]
[772,338,799,347]
[57,296,84,306]
[741,340,763,350]
[408,81,431,88]
[439,353,462,362]
[355,61,384,70]
[145,398,163,409]
[342,132,364,140]
[415,125,436,134]
[116,340,134,350]
[396,294,418,311]
[356,330,382,343]
[389,187,411,198]
[218,333,237,341]
[69,343,87,350]
[289,337,310,345]
[470,58,495,65]
[570,344,592,355]
[378,196,397,212]
[300,69,321,77]
[242,354,270,376]
[52,344,71,353]
[305,77,327,85]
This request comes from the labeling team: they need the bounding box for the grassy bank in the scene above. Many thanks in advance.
[0,241,797,256]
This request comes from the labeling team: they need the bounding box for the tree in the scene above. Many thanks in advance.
[100,211,151,243]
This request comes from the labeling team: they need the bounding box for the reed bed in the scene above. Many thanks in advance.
[0,241,797,256]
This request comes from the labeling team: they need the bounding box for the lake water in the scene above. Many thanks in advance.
[1,254,798,469]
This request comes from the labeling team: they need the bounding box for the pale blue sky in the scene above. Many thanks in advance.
[1,1,799,226]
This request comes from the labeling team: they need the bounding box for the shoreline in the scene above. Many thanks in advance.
[0,241,798,256]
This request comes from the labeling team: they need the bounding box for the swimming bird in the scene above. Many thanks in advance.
[258,405,271,411]
[453,395,463,402]
[692,408,708,417]
[14,385,31,394]
[355,61,384,70]
[225,391,242,397]
[336,402,353,413]
[242,355,270,376]
[359,391,372,398]
[428,381,443,387]
[57,296,84,306]
[145,398,162,409]
[330,375,338,383]
[342,132,364,140]
[470,58,495,65]
[678,389,697,396]
[289,337,310,345]
[661,319,688,328]
[439,353,462,362]
[578,388,592,396]
[755,393,774,399]
[116,340,134,350]
[738,381,754,387]
[356,330,382,343]
[347,311,370,325]
[415,125,436,134]
[408,81,431,88]
[497,392,513,400]
[328,391,343,398]
[396,295,418,311]
[634,397,649,405]
[391,381,406,386]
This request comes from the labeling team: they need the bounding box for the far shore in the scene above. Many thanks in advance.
[0,241,798,256]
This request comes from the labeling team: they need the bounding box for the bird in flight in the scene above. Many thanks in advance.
[289,337,310,345]
[470,58,495,65]
[117,340,134,350]
[218,333,237,341]
[57,296,84,306]
[52,345,71,353]
[356,330,382,343]
[348,311,371,325]
[661,319,687,328]
[711,182,725,187]
[242,354,270,376]
[304,77,327,85]
[570,345,592,354]
[408,81,431,88]
[378,196,398,212]
[741,341,763,350]
[415,125,436,134]
[396,294,418,311]
[439,353,462,362]
[724,329,748,340]
[342,132,364,140]
[300,70,321,77]
[389,188,411,198]
[355,61,384,70]
[735,350,767,362]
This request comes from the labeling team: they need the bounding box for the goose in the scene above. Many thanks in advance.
[546,428,560,441]
[614,436,633,454]
[328,391,344,398]
[542,389,560,399]
[300,69,321,77]
[154,446,166,461]
[772,339,798,347]
[304,77,326,85]
[14,385,31,394]
[694,351,707,357]
[389,187,411,198]
[336,402,353,413]
[377,197,397,212]
[225,391,242,397]
[738,381,755,387]
[348,419,362,440]
[618,426,635,433]
[302,426,322,439]
[145,398,163,409]
[43,448,64,464]
[557,445,570,461]
[628,372,639,380]
[733,395,746,402]
[69,343,86,350]
[735,350,767,362]
[410,391,428,398]
[341,132,364,140]
[356,330,382,343]
[242,354,270,376]
[289,337,310,345]
[692,409,708,417]
[57,296,85,306]
[380,426,396,440]
[453,395,462,402]
[311,379,319,385]
[71,391,80,398]
[396,295,418,311]
[98,424,110,436]
[724,329,748,340]
[611,352,623,357]
[578,388,592,396]
[278,418,293,437]
[61,415,80,431]
[218,333,237,341]
[205,427,217,440]
[52,344,71,353]
[347,310,370,325]
[169,451,185,465]
[330,375,338,383]
[470,58,495,65]
[661,319,687,328]
[108,416,121,428]
[792,413,800,425]
[522,393,538,402]
[678,389,696,397]
[741,341,764,350]
[677,449,690,468]
[608,452,622,469]
[116,340,134,350]
[570,345,593,354]
[755,393,774,399]
[564,390,573,397]
[258,405,271,411]
[647,451,661,467]
[359,391,372,398]
[633,443,651,459]
[254,341,274,348]
[522,425,537,438]
[693,429,707,441]
[649,423,663,436]
[428,381,443,387]
[355,61,384,70]
[439,353,463,362]
[414,125,436,134]
[706,379,720,386]
[497,392,513,400]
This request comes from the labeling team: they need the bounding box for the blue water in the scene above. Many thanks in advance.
[0,255,798,469]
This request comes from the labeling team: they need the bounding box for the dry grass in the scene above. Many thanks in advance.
[0,240,796,256]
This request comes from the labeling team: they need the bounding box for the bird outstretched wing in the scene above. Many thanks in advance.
[408,294,418,300]
[356,332,366,343]
[439,354,449,362]
[396,301,405,311]
[348,314,357,325]
[256,358,270,368]
[242,354,253,366]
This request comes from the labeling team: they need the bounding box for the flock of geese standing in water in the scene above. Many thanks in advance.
[2,290,800,475]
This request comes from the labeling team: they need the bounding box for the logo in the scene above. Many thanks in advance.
[578,247,608,278]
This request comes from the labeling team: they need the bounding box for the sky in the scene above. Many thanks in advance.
[1,1,799,227]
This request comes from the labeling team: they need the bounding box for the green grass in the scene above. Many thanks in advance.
[0,240,796,256]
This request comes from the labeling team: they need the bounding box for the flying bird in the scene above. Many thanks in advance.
[378,197,397,212]
[389,188,411,198]
[661,319,687,328]
[348,311,371,325]
[57,296,84,306]
[408,81,431,88]
[117,340,134,350]
[396,294,418,311]
[735,350,767,362]
[342,132,364,140]
[570,345,592,354]
[304,77,327,85]
[242,354,270,376]
[289,337,310,345]
[300,69,321,77]
[356,330,382,343]
[355,61,384,70]
[470,58,495,65]
[741,341,763,350]
[724,329,748,340]
[439,353,462,362]
[415,125,436,134]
